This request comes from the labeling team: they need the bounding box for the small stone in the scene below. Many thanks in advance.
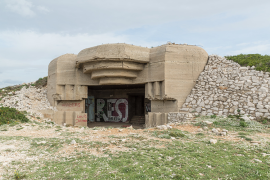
[212,128,219,133]
[70,140,76,145]
[171,137,176,140]
[197,128,203,132]
[204,121,213,125]
[37,141,46,144]
[220,132,226,136]
[218,86,228,90]
[127,125,134,129]
[254,159,262,163]
[222,129,228,132]
[157,125,167,130]
[210,139,217,144]
[118,129,123,132]
[202,126,208,131]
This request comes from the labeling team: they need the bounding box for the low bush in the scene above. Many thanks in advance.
[240,120,247,127]
[33,77,47,88]
[0,107,29,126]
[225,54,270,72]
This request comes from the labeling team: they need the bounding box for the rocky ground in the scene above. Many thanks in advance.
[0,85,55,121]
[0,117,270,179]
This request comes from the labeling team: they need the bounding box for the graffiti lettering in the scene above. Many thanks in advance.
[96,99,128,122]
[75,114,87,124]
[62,103,81,107]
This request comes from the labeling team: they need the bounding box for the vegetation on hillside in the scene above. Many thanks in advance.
[34,76,48,88]
[0,107,29,126]
[225,54,270,72]
[0,76,47,100]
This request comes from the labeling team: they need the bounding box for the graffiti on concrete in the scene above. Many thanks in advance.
[145,102,151,112]
[75,113,87,126]
[96,99,128,122]
[62,102,81,107]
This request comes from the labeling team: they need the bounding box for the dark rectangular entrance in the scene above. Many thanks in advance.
[87,84,146,124]
[128,94,145,124]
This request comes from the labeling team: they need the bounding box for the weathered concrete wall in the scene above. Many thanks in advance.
[145,44,208,115]
[54,111,87,126]
[88,88,144,99]
[164,45,208,108]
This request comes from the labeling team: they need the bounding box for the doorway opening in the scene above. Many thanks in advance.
[86,84,147,127]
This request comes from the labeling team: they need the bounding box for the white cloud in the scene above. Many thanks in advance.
[4,0,50,17]
[36,6,50,13]
[5,0,35,17]
[0,31,130,88]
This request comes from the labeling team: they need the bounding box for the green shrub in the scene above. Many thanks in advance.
[210,114,217,119]
[225,54,270,72]
[240,121,247,127]
[33,77,47,88]
[0,107,29,126]
[262,120,268,124]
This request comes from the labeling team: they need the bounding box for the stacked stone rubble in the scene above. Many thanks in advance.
[180,55,270,119]
[0,86,56,118]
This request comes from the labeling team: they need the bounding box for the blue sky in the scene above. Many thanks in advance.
[0,0,270,88]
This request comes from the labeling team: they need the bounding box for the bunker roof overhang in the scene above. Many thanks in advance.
[75,43,150,85]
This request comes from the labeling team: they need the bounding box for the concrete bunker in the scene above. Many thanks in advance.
[47,43,208,127]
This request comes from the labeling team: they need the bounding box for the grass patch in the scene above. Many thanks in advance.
[196,133,205,136]
[16,127,24,130]
[237,135,253,141]
[8,140,270,180]
[195,115,268,132]
[153,128,186,139]
[238,132,250,136]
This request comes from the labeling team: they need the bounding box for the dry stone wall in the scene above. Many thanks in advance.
[179,55,270,120]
